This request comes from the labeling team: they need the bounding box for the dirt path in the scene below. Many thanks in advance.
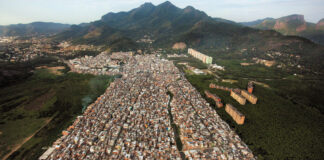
[2,116,55,160]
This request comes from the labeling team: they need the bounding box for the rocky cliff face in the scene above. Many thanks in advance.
[241,15,324,45]
[278,14,305,22]
[296,23,307,32]
[316,19,324,30]
[274,14,306,32]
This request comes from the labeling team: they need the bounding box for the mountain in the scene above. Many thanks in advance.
[0,22,70,36]
[240,17,275,26]
[240,15,324,45]
[213,17,237,24]
[56,1,324,72]
[316,18,324,30]
[3,2,324,160]
[55,1,213,50]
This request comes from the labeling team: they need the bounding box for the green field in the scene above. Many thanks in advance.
[0,63,116,160]
[171,56,324,160]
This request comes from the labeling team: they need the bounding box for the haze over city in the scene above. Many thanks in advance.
[0,0,324,25]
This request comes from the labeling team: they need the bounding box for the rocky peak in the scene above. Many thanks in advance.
[158,1,175,7]
[316,18,324,30]
[278,14,305,22]
[274,14,306,32]
[140,2,155,8]
[318,18,324,23]
[184,6,195,12]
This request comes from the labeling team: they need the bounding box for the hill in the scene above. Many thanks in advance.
[54,0,324,111]
[3,1,324,159]
[54,1,214,51]
[240,18,275,26]
[56,2,323,73]
[241,15,324,45]
[0,22,70,36]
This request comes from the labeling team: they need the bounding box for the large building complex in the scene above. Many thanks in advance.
[230,90,247,105]
[188,48,213,64]
[241,90,258,104]
[209,82,259,126]
[225,104,245,125]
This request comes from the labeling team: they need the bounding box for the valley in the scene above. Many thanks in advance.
[0,1,323,160]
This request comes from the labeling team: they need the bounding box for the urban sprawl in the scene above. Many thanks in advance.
[40,50,255,159]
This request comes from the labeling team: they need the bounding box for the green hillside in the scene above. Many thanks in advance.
[55,2,324,74]
[0,22,70,36]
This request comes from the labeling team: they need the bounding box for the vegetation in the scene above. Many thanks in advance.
[54,1,324,73]
[0,62,116,160]
[0,22,70,36]
[167,91,185,160]
[62,50,101,60]
[171,57,324,160]
[0,56,61,87]
[241,15,324,45]
[1,1,323,159]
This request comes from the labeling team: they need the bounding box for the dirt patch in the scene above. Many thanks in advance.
[172,42,187,50]
[222,79,238,84]
[24,90,56,110]
[240,63,254,66]
[252,81,270,88]
[36,66,65,75]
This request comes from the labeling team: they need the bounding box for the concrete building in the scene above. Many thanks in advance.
[247,81,254,93]
[209,83,234,92]
[188,48,212,64]
[230,91,246,105]
[225,104,245,125]
[241,90,258,104]
[204,91,223,108]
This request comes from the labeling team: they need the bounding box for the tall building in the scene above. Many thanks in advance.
[230,91,246,105]
[188,48,212,64]
[225,104,245,125]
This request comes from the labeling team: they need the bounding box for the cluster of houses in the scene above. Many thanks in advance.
[40,54,254,159]
[168,78,254,159]
[0,36,51,62]
[0,37,103,63]
[67,52,133,75]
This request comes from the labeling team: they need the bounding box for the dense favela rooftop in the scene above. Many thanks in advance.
[40,52,254,159]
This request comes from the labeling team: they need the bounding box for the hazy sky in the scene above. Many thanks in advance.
[0,0,323,25]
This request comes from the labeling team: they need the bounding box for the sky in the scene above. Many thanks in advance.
[0,0,323,25]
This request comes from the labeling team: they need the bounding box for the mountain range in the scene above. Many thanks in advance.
[241,15,324,45]
[0,22,70,36]
[53,1,323,73]
[0,1,323,73]
[54,1,214,50]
